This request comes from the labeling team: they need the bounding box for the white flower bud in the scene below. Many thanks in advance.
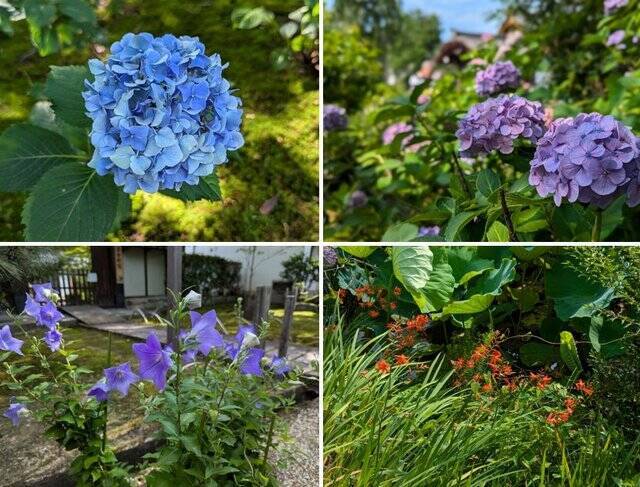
[184,290,202,310]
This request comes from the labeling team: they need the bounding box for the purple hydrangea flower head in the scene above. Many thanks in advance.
[187,310,224,356]
[529,113,639,207]
[240,348,264,376]
[347,190,368,209]
[456,95,546,157]
[270,355,291,377]
[0,325,23,355]
[104,362,139,396]
[607,30,626,49]
[132,332,173,391]
[605,0,628,14]
[4,400,27,427]
[324,104,348,131]
[88,380,110,402]
[418,225,441,237]
[475,61,521,96]
[37,301,64,329]
[323,247,338,267]
[83,33,244,194]
[44,328,63,352]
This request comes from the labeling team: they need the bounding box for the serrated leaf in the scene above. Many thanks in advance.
[486,221,509,242]
[0,124,80,191]
[161,172,222,202]
[23,162,121,241]
[44,65,91,129]
[476,168,501,198]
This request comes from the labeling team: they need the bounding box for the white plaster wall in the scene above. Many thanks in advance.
[184,246,318,293]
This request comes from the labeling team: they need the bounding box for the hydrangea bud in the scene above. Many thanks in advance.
[529,113,639,208]
[456,95,546,157]
[475,61,521,97]
[83,33,244,194]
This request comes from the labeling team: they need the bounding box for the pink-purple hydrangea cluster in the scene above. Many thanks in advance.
[475,61,521,97]
[324,104,348,132]
[323,247,338,266]
[529,113,640,208]
[456,95,546,157]
[83,32,244,194]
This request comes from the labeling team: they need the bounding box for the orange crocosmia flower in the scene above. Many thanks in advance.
[393,286,402,296]
[500,365,514,376]
[481,382,493,392]
[564,397,577,412]
[472,373,482,383]
[536,375,552,390]
[471,344,489,361]
[546,412,559,426]
[466,358,476,369]
[389,302,397,310]
[452,357,466,370]
[368,310,380,318]
[375,359,391,374]
[575,379,594,396]
[338,289,347,300]
[395,354,409,365]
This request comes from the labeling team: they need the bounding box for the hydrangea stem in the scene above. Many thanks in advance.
[591,210,603,242]
[499,189,519,242]
[451,151,472,200]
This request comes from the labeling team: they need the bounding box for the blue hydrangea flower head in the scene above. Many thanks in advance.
[0,325,23,355]
[475,61,521,97]
[4,400,27,427]
[529,113,639,208]
[132,332,173,391]
[104,362,139,396]
[83,32,244,194]
[456,95,546,157]
[324,104,348,131]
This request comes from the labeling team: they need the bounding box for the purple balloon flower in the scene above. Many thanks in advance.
[605,0,628,14]
[324,104,348,132]
[24,295,42,318]
[270,356,291,377]
[240,348,265,376]
[4,400,27,427]
[44,328,63,352]
[456,95,546,157]
[529,113,639,207]
[31,283,53,303]
[475,61,521,97]
[418,225,441,237]
[37,301,64,329]
[132,333,173,391]
[104,362,139,396]
[88,380,110,402]
[187,310,224,356]
[0,325,23,355]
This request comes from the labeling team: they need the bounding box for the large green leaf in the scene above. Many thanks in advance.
[442,258,516,316]
[381,223,418,242]
[0,124,80,191]
[161,173,222,202]
[443,210,482,241]
[476,168,501,199]
[392,246,433,310]
[446,247,494,286]
[486,221,509,242]
[44,65,92,129]
[23,163,121,241]
[545,264,615,321]
[341,247,375,258]
[421,247,455,312]
[519,342,559,367]
[588,316,627,358]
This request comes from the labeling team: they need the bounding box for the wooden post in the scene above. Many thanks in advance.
[166,246,183,345]
[278,287,298,357]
